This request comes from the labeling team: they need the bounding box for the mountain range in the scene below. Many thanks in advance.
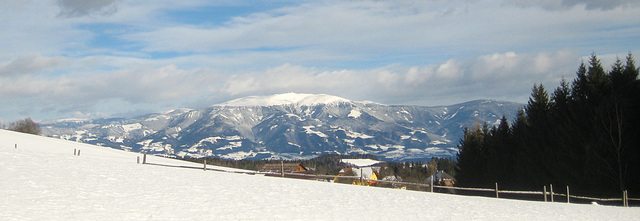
[41,93,524,161]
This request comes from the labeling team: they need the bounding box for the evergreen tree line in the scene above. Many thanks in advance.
[456,53,640,197]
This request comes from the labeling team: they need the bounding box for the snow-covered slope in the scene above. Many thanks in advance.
[1,130,637,220]
[216,93,351,107]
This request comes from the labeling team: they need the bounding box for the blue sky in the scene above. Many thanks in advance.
[1,0,639,123]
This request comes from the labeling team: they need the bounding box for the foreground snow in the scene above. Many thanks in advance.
[1,130,637,220]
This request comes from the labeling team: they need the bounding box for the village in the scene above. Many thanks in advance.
[255,158,456,191]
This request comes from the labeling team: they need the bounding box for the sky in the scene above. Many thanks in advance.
[1,0,639,123]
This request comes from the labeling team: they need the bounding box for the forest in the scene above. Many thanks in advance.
[455,53,640,197]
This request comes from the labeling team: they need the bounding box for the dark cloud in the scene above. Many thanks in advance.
[57,0,118,18]
[0,54,66,76]
[506,0,639,11]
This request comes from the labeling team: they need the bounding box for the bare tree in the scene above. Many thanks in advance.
[8,118,41,135]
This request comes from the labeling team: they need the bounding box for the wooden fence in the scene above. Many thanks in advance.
[141,155,637,207]
[258,172,638,207]
[312,173,638,207]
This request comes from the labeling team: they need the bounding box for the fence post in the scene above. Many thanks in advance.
[203,159,207,171]
[360,168,364,186]
[566,186,570,203]
[495,182,499,198]
[137,156,140,164]
[627,190,630,207]
[543,186,547,202]
[623,190,628,207]
[74,149,77,156]
[77,149,80,156]
[15,143,17,149]
[550,184,554,202]
[430,175,434,193]
[143,153,147,164]
[281,161,285,177]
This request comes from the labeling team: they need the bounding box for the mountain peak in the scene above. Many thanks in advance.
[216,93,351,107]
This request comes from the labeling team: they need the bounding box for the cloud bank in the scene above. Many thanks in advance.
[0,0,638,122]
[0,50,589,122]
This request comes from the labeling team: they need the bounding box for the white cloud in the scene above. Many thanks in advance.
[376,70,399,86]
[0,59,219,115]
[374,50,584,105]
[121,1,441,52]
[435,59,463,79]
[115,0,640,64]
[219,63,360,97]
[0,1,98,61]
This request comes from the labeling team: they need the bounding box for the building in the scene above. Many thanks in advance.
[259,163,308,174]
[426,170,455,186]
[335,167,380,186]
[381,174,405,189]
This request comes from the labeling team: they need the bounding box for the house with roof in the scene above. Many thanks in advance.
[426,170,455,186]
[334,167,380,186]
[381,174,405,189]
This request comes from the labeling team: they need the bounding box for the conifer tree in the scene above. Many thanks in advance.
[456,124,489,187]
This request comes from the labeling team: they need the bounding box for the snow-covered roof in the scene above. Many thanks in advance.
[340,158,381,167]
[339,167,380,178]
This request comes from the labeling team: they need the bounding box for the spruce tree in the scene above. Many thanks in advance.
[456,125,489,187]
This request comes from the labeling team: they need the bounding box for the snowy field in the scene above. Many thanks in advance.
[1,129,638,220]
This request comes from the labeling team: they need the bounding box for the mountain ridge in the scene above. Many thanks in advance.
[41,93,524,162]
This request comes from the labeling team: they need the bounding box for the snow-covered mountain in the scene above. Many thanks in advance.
[41,93,524,161]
